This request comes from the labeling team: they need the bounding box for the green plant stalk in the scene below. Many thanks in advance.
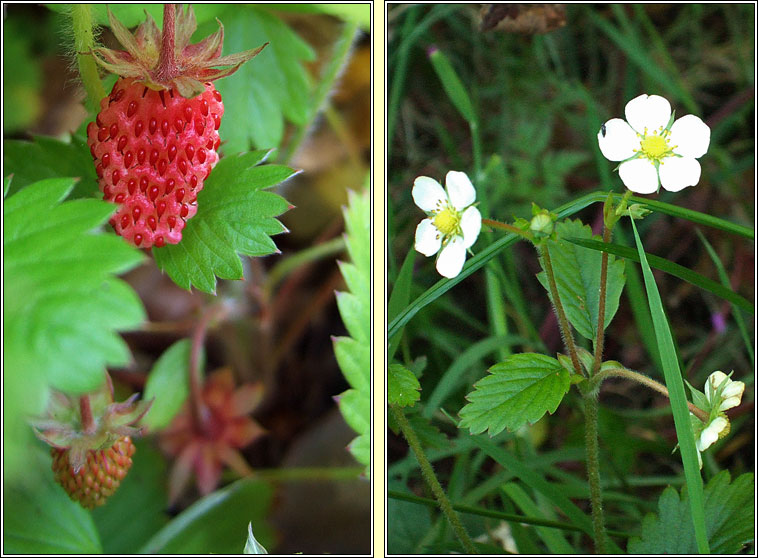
[541,242,583,376]
[590,368,708,422]
[280,20,359,163]
[591,226,613,376]
[71,4,107,113]
[584,221,615,553]
[584,395,607,554]
[390,404,477,554]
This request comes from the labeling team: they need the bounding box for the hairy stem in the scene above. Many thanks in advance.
[541,242,583,376]
[592,367,709,422]
[79,395,95,434]
[482,218,531,238]
[154,4,177,82]
[584,395,607,553]
[71,4,106,111]
[391,405,477,554]
[591,226,613,376]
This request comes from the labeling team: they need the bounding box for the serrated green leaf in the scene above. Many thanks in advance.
[337,388,370,443]
[336,292,369,344]
[3,448,103,554]
[459,353,570,436]
[537,219,626,341]
[142,340,194,431]
[333,336,370,393]
[343,189,370,278]
[388,363,421,407]
[153,152,293,293]
[216,6,314,152]
[139,479,274,554]
[333,187,370,473]
[3,178,145,480]
[3,135,100,199]
[346,432,370,474]
[628,471,754,554]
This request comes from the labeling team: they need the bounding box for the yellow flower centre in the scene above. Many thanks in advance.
[433,207,460,235]
[636,127,675,163]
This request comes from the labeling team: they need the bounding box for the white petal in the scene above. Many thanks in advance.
[697,417,728,451]
[670,114,710,158]
[659,157,701,192]
[445,171,476,209]
[460,206,481,249]
[706,371,745,411]
[721,380,745,407]
[414,219,442,257]
[625,94,671,133]
[598,118,640,161]
[412,176,446,212]
[705,371,728,403]
[436,236,466,278]
[618,158,659,194]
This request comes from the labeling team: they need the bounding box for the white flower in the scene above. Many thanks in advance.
[705,370,745,412]
[412,171,481,278]
[696,416,729,452]
[598,94,710,194]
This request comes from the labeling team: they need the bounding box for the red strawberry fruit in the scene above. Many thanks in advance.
[86,5,266,248]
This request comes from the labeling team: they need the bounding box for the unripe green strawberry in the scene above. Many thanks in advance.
[51,436,136,509]
[86,5,266,248]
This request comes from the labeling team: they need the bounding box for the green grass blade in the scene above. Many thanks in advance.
[564,237,753,314]
[502,483,574,554]
[629,195,753,239]
[467,434,625,554]
[389,190,750,341]
[428,47,475,123]
[629,217,709,554]
[695,229,754,365]
[388,248,417,363]
[387,489,632,538]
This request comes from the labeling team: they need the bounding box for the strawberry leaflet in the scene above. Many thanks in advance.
[153,150,294,293]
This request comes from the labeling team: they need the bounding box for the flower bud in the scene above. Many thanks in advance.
[705,370,745,411]
[529,213,554,236]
